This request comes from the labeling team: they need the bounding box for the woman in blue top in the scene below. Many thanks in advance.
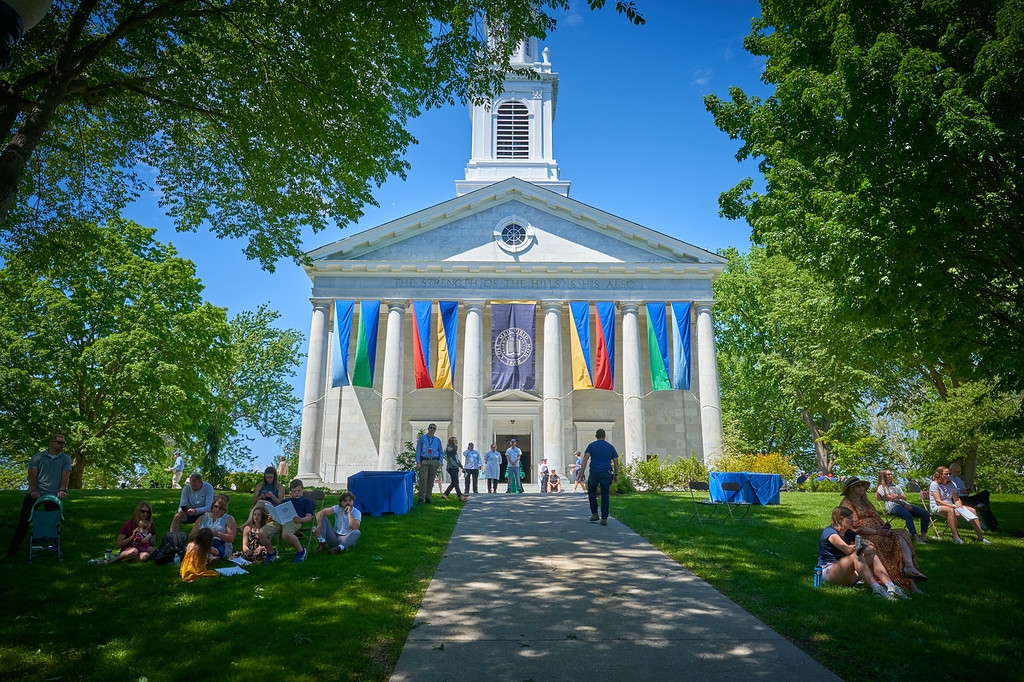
[819,506,907,599]
[252,466,285,509]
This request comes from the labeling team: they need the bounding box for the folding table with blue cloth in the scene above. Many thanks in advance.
[709,472,782,521]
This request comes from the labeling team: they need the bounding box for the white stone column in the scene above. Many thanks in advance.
[377,300,407,470]
[461,301,485,455]
[542,300,565,475]
[621,302,646,465]
[298,298,332,483]
[696,302,724,466]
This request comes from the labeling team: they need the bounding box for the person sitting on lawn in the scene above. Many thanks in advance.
[170,473,215,533]
[189,493,236,563]
[314,491,362,555]
[929,467,991,545]
[107,501,158,563]
[239,507,269,562]
[819,506,908,599]
[876,469,930,544]
[180,528,219,582]
[258,479,315,565]
[252,466,285,510]
[948,462,1000,532]
[840,476,926,594]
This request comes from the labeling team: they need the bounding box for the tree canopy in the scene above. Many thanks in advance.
[1,0,642,270]
[705,0,1024,409]
[0,219,231,487]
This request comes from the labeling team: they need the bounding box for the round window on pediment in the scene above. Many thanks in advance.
[494,217,535,254]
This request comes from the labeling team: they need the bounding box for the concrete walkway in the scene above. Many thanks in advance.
[391,492,839,681]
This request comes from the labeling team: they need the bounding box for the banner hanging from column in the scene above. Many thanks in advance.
[569,301,594,389]
[435,301,459,389]
[491,302,536,391]
[411,301,433,389]
[646,302,672,390]
[671,302,692,390]
[331,300,354,388]
[594,302,615,390]
[351,300,380,388]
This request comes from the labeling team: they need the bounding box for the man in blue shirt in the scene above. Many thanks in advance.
[581,429,619,525]
[462,442,482,495]
[415,424,443,504]
[5,433,72,558]
[170,473,215,532]
[505,439,524,493]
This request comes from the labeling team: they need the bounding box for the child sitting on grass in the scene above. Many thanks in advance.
[818,506,908,600]
[132,519,154,555]
[258,479,315,565]
[180,528,219,582]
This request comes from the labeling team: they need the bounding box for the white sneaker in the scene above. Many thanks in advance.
[871,584,896,600]
[979,538,992,545]
[952,537,965,545]
[887,583,911,600]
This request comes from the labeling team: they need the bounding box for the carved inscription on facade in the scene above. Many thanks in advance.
[392,277,638,290]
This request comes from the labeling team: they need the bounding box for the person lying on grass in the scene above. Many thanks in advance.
[258,479,315,565]
[818,506,909,600]
[180,528,219,582]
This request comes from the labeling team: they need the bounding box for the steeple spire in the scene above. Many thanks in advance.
[456,39,569,197]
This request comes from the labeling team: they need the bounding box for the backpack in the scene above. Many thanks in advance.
[152,531,187,565]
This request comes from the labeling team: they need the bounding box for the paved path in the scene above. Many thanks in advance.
[391,492,839,681]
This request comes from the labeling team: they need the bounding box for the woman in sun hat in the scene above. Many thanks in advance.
[839,476,926,594]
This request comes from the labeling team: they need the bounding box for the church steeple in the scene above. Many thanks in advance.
[455,39,570,197]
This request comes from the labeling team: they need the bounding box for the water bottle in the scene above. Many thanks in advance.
[173,553,181,566]
[813,564,823,588]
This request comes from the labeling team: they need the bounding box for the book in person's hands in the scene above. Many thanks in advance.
[265,500,298,525]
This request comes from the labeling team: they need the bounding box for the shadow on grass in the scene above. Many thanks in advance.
[0,489,461,682]
[614,491,1024,682]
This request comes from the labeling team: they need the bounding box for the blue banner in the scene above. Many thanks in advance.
[331,300,354,387]
[671,302,691,390]
[491,303,536,391]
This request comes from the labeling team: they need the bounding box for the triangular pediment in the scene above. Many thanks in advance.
[306,178,725,268]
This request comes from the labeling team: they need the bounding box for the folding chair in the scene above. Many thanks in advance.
[297,489,326,552]
[688,481,719,524]
[920,490,947,540]
[720,482,754,522]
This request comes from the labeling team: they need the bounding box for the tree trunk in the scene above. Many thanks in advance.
[0,85,66,225]
[69,450,86,489]
[963,444,979,489]
[799,408,831,473]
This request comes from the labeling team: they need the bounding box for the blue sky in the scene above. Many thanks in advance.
[123,1,771,470]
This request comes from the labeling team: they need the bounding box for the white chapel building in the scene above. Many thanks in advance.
[296,38,726,488]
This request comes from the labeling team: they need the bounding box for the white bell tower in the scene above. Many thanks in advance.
[456,38,570,197]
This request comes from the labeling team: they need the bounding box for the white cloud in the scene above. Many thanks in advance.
[690,68,713,87]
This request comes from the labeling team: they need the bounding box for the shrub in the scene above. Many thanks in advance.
[610,468,636,495]
[714,451,796,481]
[621,454,708,492]
[806,479,843,493]
[220,471,259,493]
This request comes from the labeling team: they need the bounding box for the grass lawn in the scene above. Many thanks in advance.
[614,491,1024,682]
[2,489,1022,681]
[0,489,460,682]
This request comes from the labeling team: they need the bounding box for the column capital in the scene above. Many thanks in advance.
[694,300,716,313]
[382,299,408,311]
[463,300,487,313]
[310,297,333,309]
[541,299,563,313]
[620,301,641,314]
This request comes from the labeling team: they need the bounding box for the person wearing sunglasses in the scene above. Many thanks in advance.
[105,502,160,563]
[190,494,237,562]
[4,433,72,559]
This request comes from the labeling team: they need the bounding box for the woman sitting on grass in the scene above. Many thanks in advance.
[106,501,158,563]
[840,476,926,594]
[180,528,219,582]
[819,506,908,599]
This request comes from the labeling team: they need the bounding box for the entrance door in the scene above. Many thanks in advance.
[496,433,531,484]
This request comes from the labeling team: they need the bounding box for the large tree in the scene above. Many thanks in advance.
[193,305,304,482]
[705,0,1024,412]
[713,247,882,473]
[0,219,231,487]
[1,0,642,270]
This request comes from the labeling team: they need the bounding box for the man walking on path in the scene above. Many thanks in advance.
[166,450,185,489]
[581,429,619,525]
[505,438,523,493]
[416,424,443,504]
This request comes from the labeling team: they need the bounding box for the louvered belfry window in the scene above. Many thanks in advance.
[496,101,529,158]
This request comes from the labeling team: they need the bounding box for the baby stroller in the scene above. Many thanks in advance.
[29,494,64,562]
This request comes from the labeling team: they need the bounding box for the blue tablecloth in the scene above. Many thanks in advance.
[709,472,782,506]
[347,471,416,516]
